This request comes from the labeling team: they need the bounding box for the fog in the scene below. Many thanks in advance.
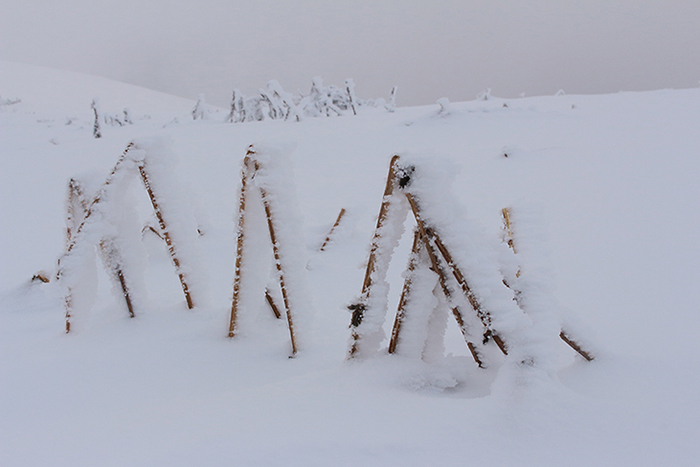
[2,0,699,106]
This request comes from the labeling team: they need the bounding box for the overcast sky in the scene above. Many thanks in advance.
[2,1,699,107]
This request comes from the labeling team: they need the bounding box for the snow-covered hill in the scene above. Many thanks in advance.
[2,61,699,466]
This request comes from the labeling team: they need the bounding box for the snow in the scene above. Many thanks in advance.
[2,60,700,466]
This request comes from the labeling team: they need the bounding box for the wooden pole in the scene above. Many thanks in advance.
[348,155,400,357]
[500,208,594,361]
[98,239,136,318]
[406,205,485,366]
[66,178,89,246]
[61,143,134,333]
[229,149,299,356]
[116,266,135,318]
[265,288,282,319]
[66,177,136,318]
[228,155,252,337]
[388,229,422,354]
[138,162,194,310]
[260,182,298,356]
[405,192,508,356]
[431,229,508,355]
[320,208,346,251]
[560,331,594,361]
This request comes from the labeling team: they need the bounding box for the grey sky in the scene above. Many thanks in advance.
[2,1,699,106]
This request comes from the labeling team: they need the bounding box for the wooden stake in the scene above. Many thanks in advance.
[66,177,136,318]
[116,267,135,318]
[66,178,89,246]
[229,149,299,356]
[349,155,400,357]
[31,271,50,283]
[405,192,508,356]
[260,183,298,356]
[62,143,134,258]
[500,208,594,361]
[62,143,134,333]
[228,155,251,337]
[388,229,422,354]
[138,162,194,309]
[560,331,594,361]
[98,239,136,318]
[320,208,346,251]
[265,288,282,319]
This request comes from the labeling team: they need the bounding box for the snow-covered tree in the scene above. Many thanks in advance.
[192,94,209,120]
[91,99,102,138]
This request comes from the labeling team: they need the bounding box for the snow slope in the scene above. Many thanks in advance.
[2,61,699,466]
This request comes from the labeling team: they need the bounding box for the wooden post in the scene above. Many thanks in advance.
[138,162,194,310]
[115,266,135,318]
[229,148,299,356]
[66,178,136,318]
[405,192,508,356]
[409,207,485,365]
[98,239,136,318]
[348,155,400,357]
[66,178,89,246]
[229,155,252,337]
[265,289,282,319]
[500,207,594,361]
[432,229,508,355]
[388,229,422,354]
[320,208,346,251]
[61,143,134,333]
[31,272,50,283]
[260,183,298,356]
[560,331,594,361]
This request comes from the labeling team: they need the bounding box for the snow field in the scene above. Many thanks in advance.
[2,61,700,466]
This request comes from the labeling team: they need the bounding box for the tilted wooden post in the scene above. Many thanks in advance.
[388,228,484,367]
[348,155,401,358]
[265,289,282,319]
[228,147,298,356]
[500,207,594,361]
[427,227,508,355]
[352,155,498,365]
[66,177,136,319]
[388,229,422,354]
[260,180,298,356]
[138,161,194,310]
[60,143,135,333]
[320,208,346,251]
[228,155,252,337]
[404,193,494,362]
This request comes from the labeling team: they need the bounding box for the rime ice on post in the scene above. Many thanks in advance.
[348,156,409,358]
[500,207,595,361]
[59,143,139,332]
[130,138,204,310]
[66,178,89,246]
[58,139,203,333]
[350,154,578,372]
[228,144,311,357]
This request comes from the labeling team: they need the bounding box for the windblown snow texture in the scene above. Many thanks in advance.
[2,61,699,467]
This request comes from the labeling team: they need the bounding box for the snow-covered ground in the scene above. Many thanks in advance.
[2,61,699,466]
